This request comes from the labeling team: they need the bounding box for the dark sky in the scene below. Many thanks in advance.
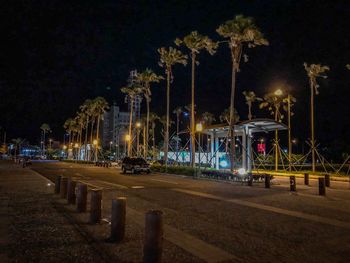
[1,0,350,155]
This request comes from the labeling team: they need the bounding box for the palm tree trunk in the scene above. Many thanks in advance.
[310,79,315,172]
[128,99,134,156]
[164,69,171,165]
[152,124,156,159]
[190,52,196,168]
[43,131,46,155]
[288,95,292,172]
[248,102,252,120]
[176,114,179,162]
[146,97,150,158]
[84,117,89,161]
[229,54,236,172]
[274,109,279,171]
[95,115,101,162]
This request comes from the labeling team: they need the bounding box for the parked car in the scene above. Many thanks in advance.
[121,157,150,174]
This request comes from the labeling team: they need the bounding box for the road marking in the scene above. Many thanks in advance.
[127,207,237,263]
[173,188,350,230]
[131,186,144,189]
[151,178,179,185]
[94,180,128,189]
[77,180,103,189]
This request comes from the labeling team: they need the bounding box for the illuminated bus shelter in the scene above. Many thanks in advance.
[202,118,287,172]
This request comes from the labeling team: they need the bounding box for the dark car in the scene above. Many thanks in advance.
[121,157,150,174]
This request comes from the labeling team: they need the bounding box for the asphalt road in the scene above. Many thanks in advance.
[30,161,350,263]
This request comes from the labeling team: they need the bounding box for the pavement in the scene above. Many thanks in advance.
[1,160,350,262]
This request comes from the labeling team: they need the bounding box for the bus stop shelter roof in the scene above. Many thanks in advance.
[202,118,287,136]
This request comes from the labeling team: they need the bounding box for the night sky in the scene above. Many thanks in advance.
[1,0,350,157]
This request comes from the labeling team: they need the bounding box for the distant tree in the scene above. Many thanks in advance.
[242,91,262,120]
[304,63,330,172]
[175,31,217,167]
[149,112,160,159]
[201,112,216,126]
[136,69,163,158]
[12,138,25,157]
[40,123,51,155]
[79,99,93,160]
[121,84,142,156]
[220,108,240,125]
[217,14,268,171]
[158,47,187,164]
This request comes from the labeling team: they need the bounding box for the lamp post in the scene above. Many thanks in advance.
[109,141,113,152]
[196,123,203,168]
[74,143,79,160]
[93,139,98,162]
[125,134,131,157]
[274,89,283,171]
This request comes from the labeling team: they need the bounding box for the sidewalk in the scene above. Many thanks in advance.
[0,161,107,262]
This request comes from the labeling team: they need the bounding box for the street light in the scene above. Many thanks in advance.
[136,122,141,156]
[125,134,131,156]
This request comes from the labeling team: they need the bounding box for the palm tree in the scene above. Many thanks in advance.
[158,46,187,164]
[63,118,75,145]
[160,115,174,155]
[220,108,240,125]
[40,123,51,155]
[220,108,240,153]
[149,112,160,159]
[259,92,285,171]
[304,63,330,172]
[92,97,109,161]
[80,99,93,160]
[173,106,183,161]
[12,138,25,157]
[136,69,163,158]
[242,91,262,120]
[282,94,297,172]
[217,14,268,171]
[121,83,142,156]
[175,31,217,167]
[201,112,216,126]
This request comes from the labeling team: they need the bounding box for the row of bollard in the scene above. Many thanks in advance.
[247,173,330,196]
[55,175,163,262]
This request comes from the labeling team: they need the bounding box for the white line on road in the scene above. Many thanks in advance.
[151,178,179,185]
[94,180,128,189]
[173,188,350,230]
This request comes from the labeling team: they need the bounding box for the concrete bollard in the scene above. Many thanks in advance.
[319,178,326,196]
[77,183,88,212]
[143,210,163,263]
[304,173,309,186]
[89,189,102,224]
[325,174,330,187]
[247,173,253,186]
[67,179,76,204]
[110,197,126,242]
[290,176,296,192]
[264,174,270,188]
[60,177,68,198]
[55,175,62,194]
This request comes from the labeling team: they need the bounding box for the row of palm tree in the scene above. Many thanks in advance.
[116,14,343,172]
[118,15,267,169]
[63,97,109,161]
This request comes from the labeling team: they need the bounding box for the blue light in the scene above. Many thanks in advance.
[219,160,228,168]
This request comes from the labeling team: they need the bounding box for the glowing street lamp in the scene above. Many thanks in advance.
[136,122,141,156]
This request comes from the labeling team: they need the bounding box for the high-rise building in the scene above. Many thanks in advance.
[101,104,134,154]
